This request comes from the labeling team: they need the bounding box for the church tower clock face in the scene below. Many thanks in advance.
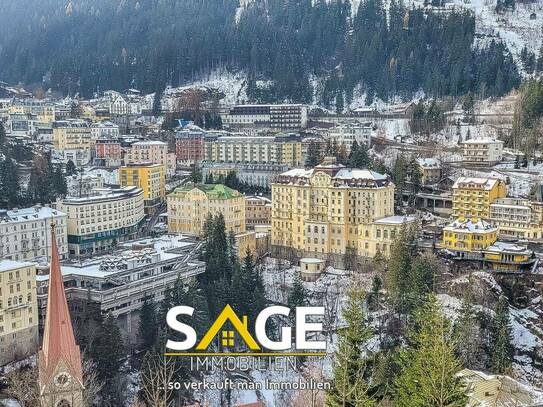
[53,372,72,388]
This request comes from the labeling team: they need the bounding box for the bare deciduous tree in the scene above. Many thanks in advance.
[140,352,177,407]
[5,365,39,407]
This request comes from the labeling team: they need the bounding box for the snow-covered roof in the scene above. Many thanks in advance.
[462,138,504,144]
[0,260,35,273]
[453,177,503,191]
[444,219,497,233]
[300,258,325,264]
[0,206,66,223]
[131,140,167,146]
[416,157,441,168]
[334,169,387,180]
[373,215,416,225]
[485,241,532,255]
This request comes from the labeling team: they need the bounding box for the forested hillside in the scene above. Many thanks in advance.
[0,0,523,105]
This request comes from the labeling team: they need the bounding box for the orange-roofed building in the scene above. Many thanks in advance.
[38,224,84,407]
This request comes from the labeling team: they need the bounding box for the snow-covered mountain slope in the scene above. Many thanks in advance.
[406,0,542,63]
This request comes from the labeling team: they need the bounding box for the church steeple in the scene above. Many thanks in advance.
[39,223,84,407]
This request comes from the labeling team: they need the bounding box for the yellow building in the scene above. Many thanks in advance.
[442,219,498,255]
[52,119,93,151]
[358,216,417,258]
[271,157,406,263]
[9,100,55,124]
[0,260,39,365]
[483,242,535,272]
[235,231,257,258]
[119,163,165,209]
[452,177,507,221]
[167,184,245,236]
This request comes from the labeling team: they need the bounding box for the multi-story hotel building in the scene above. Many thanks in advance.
[52,119,93,151]
[489,198,543,240]
[452,177,507,221]
[245,195,272,229]
[221,104,308,131]
[204,133,303,167]
[168,184,246,236]
[271,158,414,263]
[0,206,68,261]
[0,260,39,365]
[462,138,504,165]
[56,186,146,257]
[119,163,166,209]
[125,140,176,176]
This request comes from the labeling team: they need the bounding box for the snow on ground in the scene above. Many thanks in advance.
[437,293,463,321]
[0,400,20,407]
[406,0,542,63]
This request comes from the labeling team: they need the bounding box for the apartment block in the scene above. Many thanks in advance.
[125,140,176,176]
[489,198,543,240]
[245,196,272,229]
[52,119,93,151]
[0,260,39,365]
[327,122,372,152]
[0,206,68,261]
[442,219,498,255]
[221,104,308,131]
[462,138,504,165]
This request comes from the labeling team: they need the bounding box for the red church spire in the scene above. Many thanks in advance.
[39,223,83,386]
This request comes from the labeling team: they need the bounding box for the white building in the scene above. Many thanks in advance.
[56,186,146,257]
[221,104,308,131]
[462,138,504,165]
[90,121,120,140]
[327,122,372,152]
[0,206,68,261]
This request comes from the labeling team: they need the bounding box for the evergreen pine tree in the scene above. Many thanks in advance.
[65,159,77,176]
[326,288,375,407]
[91,313,125,382]
[490,295,513,374]
[52,166,67,197]
[139,297,158,350]
[349,140,371,168]
[287,272,306,309]
[0,156,20,207]
[454,290,484,369]
[0,121,6,148]
[386,224,413,314]
[306,140,322,167]
[393,295,468,407]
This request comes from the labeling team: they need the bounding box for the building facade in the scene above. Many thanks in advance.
[175,128,206,165]
[452,177,507,221]
[416,158,442,184]
[126,140,176,176]
[271,158,404,264]
[57,186,145,257]
[245,196,272,229]
[119,163,166,209]
[327,122,372,152]
[168,184,246,236]
[204,134,304,167]
[462,138,504,164]
[221,104,308,131]
[442,219,498,255]
[201,163,288,189]
[95,138,122,166]
[90,121,119,140]
[489,198,543,240]
[0,260,39,366]
[53,120,93,152]
[0,206,68,261]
